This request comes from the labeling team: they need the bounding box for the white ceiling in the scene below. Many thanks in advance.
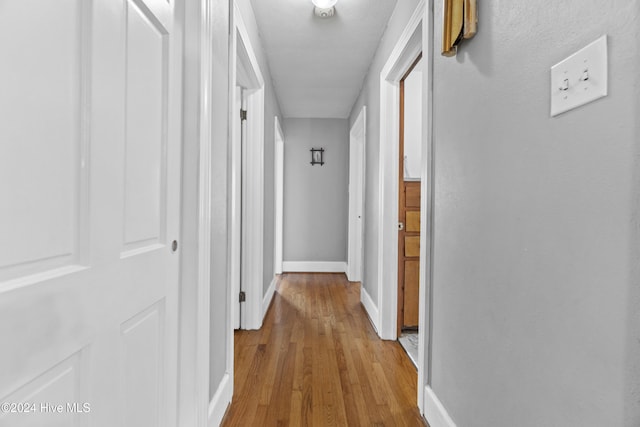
[250,0,398,119]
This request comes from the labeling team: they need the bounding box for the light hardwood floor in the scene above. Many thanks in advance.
[221,273,427,427]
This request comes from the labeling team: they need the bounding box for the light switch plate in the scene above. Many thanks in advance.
[550,35,608,117]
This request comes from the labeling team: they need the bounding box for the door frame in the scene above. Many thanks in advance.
[377,0,434,414]
[274,116,285,275]
[230,1,265,331]
[347,106,366,282]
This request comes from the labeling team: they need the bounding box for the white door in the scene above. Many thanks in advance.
[231,86,243,329]
[347,107,366,282]
[0,0,182,426]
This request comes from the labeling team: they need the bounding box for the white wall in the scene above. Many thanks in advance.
[283,118,349,264]
[403,61,422,180]
[349,0,421,303]
[426,1,640,426]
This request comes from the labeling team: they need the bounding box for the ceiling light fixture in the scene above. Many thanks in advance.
[312,0,336,18]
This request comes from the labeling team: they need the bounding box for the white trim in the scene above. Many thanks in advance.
[207,373,232,427]
[274,117,285,275]
[377,0,425,341]
[196,0,214,424]
[282,261,347,273]
[232,2,265,331]
[262,276,277,319]
[417,0,434,415]
[360,285,380,334]
[347,106,366,282]
[424,386,457,427]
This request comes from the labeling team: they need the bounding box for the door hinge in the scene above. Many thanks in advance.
[239,291,246,302]
[240,109,247,121]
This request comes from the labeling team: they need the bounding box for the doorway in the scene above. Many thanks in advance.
[230,3,266,331]
[397,55,423,366]
[376,0,432,414]
[274,117,285,276]
[347,106,366,282]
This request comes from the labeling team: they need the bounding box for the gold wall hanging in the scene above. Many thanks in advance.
[442,0,477,56]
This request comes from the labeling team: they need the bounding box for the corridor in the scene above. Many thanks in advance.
[222,274,426,426]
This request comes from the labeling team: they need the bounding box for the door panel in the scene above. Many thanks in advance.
[405,211,420,233]
[405,185,421,208]
[121,301,164,427]
[404,236,420,258]
[0,0,84,281]
[403,260,420,326]
[0,350,87,427]
[0,0,181,425]
[123,0,169,251]
[399,181,421,329]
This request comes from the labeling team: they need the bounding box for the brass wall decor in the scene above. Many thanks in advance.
[442,0,477,56]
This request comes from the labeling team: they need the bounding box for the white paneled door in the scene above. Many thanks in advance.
[0,0,181,426]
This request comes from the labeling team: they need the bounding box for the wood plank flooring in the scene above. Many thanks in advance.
[221,273,427,427]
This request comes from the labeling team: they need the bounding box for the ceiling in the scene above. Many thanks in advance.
[250,0,398,119]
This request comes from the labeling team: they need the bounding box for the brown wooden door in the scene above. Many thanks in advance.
[399,181,421,330]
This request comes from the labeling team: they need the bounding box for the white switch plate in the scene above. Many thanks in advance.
[550,35,608,117]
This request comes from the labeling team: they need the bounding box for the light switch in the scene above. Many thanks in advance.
[550,35,608,117]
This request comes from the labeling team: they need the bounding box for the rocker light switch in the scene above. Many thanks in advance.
[550,35,608,117]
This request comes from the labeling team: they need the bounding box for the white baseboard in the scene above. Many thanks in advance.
[208,373,232,427]
[282,261,347,273]
[262,276,277,320]
[424,386,457,427]
[360,285,380,334]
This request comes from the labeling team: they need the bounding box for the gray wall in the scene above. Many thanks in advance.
[429,1,640,425]
[351,0,640,425]
[349,0,421,303]
[283,118,349,263]
[235,0,284,295]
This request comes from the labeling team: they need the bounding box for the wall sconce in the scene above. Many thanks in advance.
[310,148,324,166]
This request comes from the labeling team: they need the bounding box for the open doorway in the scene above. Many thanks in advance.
[230,3,266,331]
[274,117,284,276]
[376,0,433,414]
[397,55,423,366]
[347,106,366,282]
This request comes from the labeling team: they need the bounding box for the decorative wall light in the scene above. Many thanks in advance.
[312,0,337,18]
[310,148,325,166]
[442,0,477,56]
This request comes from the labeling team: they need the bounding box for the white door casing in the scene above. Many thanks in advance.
[274,117,285,276]
[348,106,367,282]
[0,0,182,425]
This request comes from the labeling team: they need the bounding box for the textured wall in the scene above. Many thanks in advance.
[427,1,640,425]
[283,118,349,263]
